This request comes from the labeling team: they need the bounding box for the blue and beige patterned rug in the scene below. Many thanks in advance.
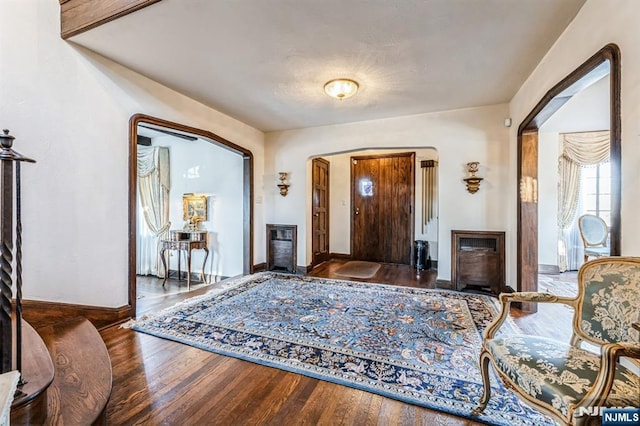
[132,272,552,425]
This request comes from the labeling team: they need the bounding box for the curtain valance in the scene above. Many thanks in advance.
[560,130,610,165]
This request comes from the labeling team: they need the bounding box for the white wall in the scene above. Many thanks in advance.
[537,134,560,267]
[324,148,439,258]
[7,0,635,306]
[151,136,244,278]
[509,0,640,287]
[537,75,610,267]
[0,0,265,307]
[265,104,510,281]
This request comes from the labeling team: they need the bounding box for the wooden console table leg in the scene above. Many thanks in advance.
[202,248,210,284]
[186,249,192,291]
[160,247,168,287]
[177,250,182,281]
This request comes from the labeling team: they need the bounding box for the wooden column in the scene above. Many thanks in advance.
[518,131,538,313]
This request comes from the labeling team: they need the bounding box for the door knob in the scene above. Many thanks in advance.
[314,213,319,217]
[355,208,360,215]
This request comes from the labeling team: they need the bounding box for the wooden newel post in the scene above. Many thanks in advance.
[0,130,14,374]
[0,129,35,378]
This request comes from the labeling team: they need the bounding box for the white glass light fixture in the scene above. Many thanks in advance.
[324,79,359,100]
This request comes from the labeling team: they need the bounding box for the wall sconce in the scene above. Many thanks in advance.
[463,161,483,194]
[277,172,290,196]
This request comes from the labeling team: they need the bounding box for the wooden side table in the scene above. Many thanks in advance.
[160,232,209,290]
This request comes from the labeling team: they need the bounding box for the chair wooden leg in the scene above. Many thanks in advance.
[570,332,583,347]
[473,349,492,415]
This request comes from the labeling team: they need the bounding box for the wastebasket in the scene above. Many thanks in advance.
[413,240,430,270]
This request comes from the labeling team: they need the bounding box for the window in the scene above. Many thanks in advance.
[581,162,611,224]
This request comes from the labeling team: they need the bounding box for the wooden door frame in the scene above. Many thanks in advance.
[128,114,254,315]
[350,151,415,264]
[311,157,330,268]
[517,44,621,312]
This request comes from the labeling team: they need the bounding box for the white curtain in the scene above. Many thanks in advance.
[557,131,609,272]
[136,146,171,276]
[562,198,585,271]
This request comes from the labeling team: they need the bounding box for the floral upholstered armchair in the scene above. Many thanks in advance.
[474,257,640,425]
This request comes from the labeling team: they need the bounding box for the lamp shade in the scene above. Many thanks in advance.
[324,79,359,100]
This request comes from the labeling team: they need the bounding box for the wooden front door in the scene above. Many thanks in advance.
[351,152,415,264]
[312,158,330,266]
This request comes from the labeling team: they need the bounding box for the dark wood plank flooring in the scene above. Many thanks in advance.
[102,261,575,425]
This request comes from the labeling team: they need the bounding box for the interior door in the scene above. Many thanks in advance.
[312,158,330,266]
[351,152,415,264]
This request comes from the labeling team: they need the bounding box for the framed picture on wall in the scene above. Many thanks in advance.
[183,193,208,222]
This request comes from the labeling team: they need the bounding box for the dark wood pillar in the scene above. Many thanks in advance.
[517,131,538,313]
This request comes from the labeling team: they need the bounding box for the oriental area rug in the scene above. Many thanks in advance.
[132,273,553,425]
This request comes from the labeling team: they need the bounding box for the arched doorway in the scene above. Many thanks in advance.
[516,44,621,312]
[128,114,254,314]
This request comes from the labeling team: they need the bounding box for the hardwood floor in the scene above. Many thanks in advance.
[102,261,575,425]
[308,259,440,289]
[135,274,215,316]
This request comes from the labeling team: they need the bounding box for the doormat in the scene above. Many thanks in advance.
[334,261,381,279]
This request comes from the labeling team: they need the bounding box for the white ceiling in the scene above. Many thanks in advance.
[71,0,586,132]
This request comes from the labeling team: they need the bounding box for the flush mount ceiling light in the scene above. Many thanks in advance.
[323,78,359,100]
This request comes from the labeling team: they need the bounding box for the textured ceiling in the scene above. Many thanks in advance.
[71,0,586,132]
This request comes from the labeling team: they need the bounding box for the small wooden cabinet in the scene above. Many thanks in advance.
[266,224,297,273]
[452,230,505,295]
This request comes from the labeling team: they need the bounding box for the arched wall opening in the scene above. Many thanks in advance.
[516,44,621,313]
[305,147,439,269]
[128,114,254,313]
